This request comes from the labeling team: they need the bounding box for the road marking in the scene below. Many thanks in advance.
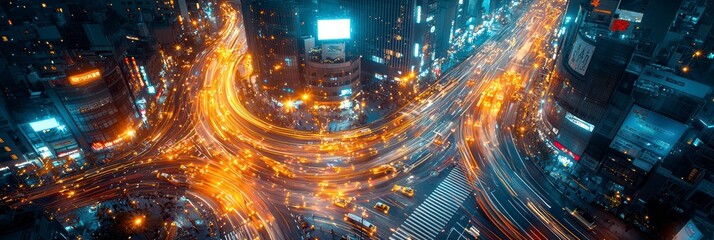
[390,167,472,240]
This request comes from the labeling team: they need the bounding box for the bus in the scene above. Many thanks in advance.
[345,213,377,236]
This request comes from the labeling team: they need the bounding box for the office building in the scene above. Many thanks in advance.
[338,0,431,85]
[304,36,362,102]
[45,60,138,151]
[0,205,70,240]
[241,0,305,97]
[540,0,714,228]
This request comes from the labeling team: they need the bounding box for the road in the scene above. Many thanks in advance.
[3,0,626,239]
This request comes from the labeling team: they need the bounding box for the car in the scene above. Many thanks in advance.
[400,187,415,197]
[466,226,480,239]
[333,197,352,208]
[300,220,309,229]
[370,165,396,175]
[374,202,390,214]
[391,184,415,197]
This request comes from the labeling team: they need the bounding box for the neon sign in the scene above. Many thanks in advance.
[69,69,101,85]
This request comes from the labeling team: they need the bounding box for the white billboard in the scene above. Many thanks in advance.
[317,19,350,40]
[568,35,595,76]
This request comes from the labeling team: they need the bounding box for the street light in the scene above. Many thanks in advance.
[694,50,702,57]
[133,216,144,227]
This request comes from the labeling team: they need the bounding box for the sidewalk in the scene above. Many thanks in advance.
[519,141,649,239]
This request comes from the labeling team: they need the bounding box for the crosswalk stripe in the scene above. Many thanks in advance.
[391,229,409,240]
[444,177,468,190]
[391,167,473,240]
[438,181,469,196]
[410,207,446,227]
[429,189,462,208]
[418,202,451,222]
[403,219,436,239]
[444,174,469,188]
[433,186,466,202]
[423,195,457,217]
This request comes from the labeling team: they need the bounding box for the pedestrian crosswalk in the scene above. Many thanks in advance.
[390,167,472,240]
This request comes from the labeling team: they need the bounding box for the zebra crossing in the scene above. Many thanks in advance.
[390,167,472,240]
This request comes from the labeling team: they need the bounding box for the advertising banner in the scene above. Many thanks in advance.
[567,35,595,76]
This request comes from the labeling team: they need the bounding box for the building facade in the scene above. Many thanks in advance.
[241,0,305,97]
[47,62,137,151]
[304,40,361,102]
[542,0,714,230]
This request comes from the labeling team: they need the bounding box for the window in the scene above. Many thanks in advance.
[10,154,18,160]
[4,146,10,152]
[0,138,3,143]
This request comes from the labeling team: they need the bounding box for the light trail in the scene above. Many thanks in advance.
[3,0,609,239]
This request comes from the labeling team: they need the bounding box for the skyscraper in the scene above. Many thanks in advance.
[241,0,305,98]
[339,0,422,83]
[337,0,461,90]
[542,0,714,225]
[45,61,138,151]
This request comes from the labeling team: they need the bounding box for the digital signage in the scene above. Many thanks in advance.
[673,219,703,240]
[29,118,60,132]
[610,105,687,160]
[317,19,350,40]
[69,69,102,85]
[567,35,595,76]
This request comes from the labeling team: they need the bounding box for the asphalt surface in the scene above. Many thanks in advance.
[4,0,646,239]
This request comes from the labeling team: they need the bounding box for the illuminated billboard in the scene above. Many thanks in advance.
[610,105,687,162]
[565,113,594,132]
[638,66,711,99]
[567,35,595,76]
[317,19,350,40]
[69,69,101,85]
[673,219,703,240]
[29,118,60,132]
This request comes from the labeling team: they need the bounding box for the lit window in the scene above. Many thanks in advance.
[10,154,18,160]
[1,36,7,42]
[4,146,10,152]
[0,138,3,143]
[415,6,421,23]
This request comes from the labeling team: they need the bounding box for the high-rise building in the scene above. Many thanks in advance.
[311,0,462,105]
[542,0,714,226]
[338,0,425,84]
[303,36,362,102]
[45,60,138,152]
[241,0,305,97]
[241,0,464,102]
[108,0,177,22]
[0,1,145,155]
[0,205,70,240]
